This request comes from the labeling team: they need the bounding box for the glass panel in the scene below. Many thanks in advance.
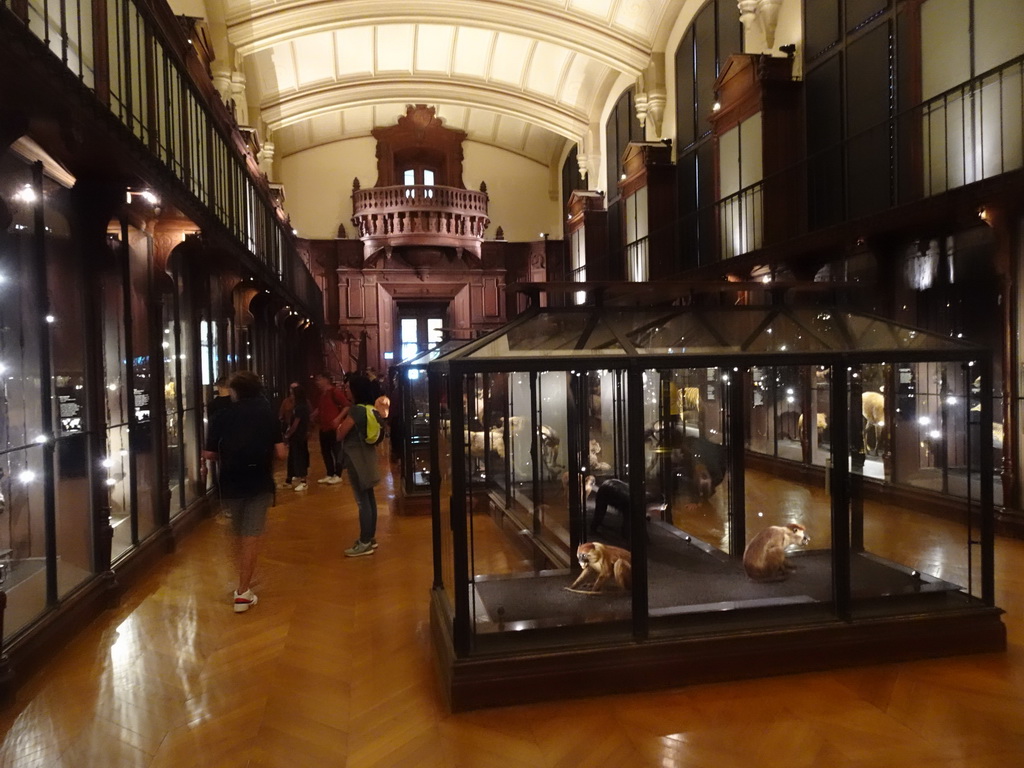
[427,318,443,345]
[849,362,981,618]
[163,303,183,512]
[55,433,93,596]
[1,446,48,642]
[467,368,633,648]
[632,310,724,353]
[100,247,132,560]
[46,179,94,597]
[436,373,454,608]
[470,312,591,357]
[403,169,415,186]
[0,157,49,639]
[423,169,435,186]
[128,231,156,542]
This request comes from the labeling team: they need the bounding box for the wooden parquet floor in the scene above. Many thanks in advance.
[3,451,1024,767]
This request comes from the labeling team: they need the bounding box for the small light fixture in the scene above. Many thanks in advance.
[14,184,37,203]
[19,470,36,483]
[45,314,56,323]
[712,101,721,112]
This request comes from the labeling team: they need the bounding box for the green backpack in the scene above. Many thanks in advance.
[356,404,386,445]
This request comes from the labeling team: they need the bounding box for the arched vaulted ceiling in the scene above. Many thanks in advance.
[218,0,690,166]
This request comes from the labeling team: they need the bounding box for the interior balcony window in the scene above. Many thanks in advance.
[403,168,436,198]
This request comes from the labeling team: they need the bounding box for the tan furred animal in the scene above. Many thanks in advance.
[588,439,611,472]
[742,523,810,582]
[862,391,885,449]
[566,542,632,594]
[467,416,525,459]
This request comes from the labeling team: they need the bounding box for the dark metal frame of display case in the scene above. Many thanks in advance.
[394,340,469,515]
[426,286,1005,711]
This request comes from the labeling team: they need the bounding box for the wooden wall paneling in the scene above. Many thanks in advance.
[346,275,364,319]
[483,278,500,318]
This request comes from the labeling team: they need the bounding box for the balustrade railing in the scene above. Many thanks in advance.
[352,185,490,260]
[3,0,321,322]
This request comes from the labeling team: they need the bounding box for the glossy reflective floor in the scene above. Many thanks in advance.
[2,450,1024,767]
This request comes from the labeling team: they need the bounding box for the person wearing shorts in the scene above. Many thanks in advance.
[203,371,285,612]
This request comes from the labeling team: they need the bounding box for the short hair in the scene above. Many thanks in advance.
[228,370,262,399]
[214,374,229,387]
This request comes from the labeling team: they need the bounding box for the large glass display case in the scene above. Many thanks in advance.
[427,295,1005,710]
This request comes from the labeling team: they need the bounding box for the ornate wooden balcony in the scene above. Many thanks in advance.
[352,185,490,263]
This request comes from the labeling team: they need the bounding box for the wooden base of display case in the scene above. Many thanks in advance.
[396,491,433,516]
[429,589,1006,712]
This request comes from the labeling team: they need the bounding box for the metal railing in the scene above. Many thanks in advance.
[698,53,1024,265]
[6,0,322,323]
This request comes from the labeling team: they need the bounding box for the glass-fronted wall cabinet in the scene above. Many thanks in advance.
[395,341,467,514]
[427,297,1004,711]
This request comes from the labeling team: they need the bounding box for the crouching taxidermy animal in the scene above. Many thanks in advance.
[742,523,810,582]
[566,542,632,594]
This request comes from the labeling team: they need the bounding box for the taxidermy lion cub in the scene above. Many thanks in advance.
[742,523,810,582]
[566,542,632,594]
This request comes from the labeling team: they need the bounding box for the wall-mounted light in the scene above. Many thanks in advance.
[125,189,159,205]
[19,470,36,483]
[712,102,722,112]
[978,206,993,225]
[45,314,56,323]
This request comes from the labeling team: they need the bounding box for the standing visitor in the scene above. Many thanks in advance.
[337,373,385,557]
[202,371,286,612]
[282,383,311,491]
[201,374,234,492]
[311,373,349,484]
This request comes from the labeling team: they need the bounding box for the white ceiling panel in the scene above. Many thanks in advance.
[376,25,416,73]
[416,25,456,73]
[614,0,658,37]
[308,112,343,144]
[495,116,528,150]
[524,42,571,98]
[335,27,376,77]
[452,27,494,79]
[293,32,337,87]
[570,0,615,23]
[489,33,533,87]
[343,106,375,135]
[251,45,297,95]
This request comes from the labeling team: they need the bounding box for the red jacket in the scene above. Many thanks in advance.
[316,386,350,430]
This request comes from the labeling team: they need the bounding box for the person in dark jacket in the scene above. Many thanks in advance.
[202,371,286,612]
[336,373,384,557]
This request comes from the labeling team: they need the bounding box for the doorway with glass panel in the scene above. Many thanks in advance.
[397,304,447,363]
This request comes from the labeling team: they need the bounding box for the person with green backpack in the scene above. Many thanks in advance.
[335,373,388,557]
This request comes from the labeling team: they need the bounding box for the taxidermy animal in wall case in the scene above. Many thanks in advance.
[742,523,810,582]
[565,542,632,594]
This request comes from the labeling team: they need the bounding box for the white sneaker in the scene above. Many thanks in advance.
[293,482,308,492]
[325,475,342,485]
[316,476,331,484]
[233,589,258,613]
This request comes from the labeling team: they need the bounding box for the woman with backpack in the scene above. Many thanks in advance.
[335,373,386,557]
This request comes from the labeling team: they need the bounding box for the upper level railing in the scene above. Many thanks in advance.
[3,0,322,322]
[688,53,1024,268]
[352,184,490,261]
